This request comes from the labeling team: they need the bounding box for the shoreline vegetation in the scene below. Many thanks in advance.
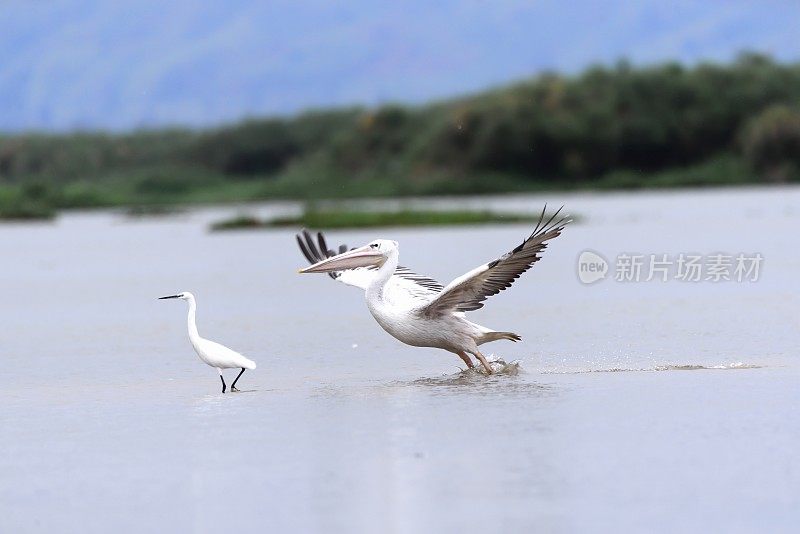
[209,208,562,231]
[2,53,800,221]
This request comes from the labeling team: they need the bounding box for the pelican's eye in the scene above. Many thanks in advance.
[370,243,379,249]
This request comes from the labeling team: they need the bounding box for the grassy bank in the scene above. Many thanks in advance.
[0,184,57,220]
[2,53,800,220]
[210,208,554,231]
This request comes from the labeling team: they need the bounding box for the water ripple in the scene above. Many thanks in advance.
[540,362,762,374]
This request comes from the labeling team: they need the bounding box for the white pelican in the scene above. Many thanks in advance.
[159,292,256,393]
[297,206,570,374]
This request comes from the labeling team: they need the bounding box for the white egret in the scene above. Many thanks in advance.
[297,206,570,374]
[159,292,256,393]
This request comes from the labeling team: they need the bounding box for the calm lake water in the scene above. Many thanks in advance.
[1,186,799,533]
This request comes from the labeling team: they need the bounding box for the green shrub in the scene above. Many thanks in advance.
[740,105,800,182]
[5,52,800,203]
[0,185,56,220]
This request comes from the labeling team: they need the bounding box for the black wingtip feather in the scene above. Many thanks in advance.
[531,203,547,236]
[296,229,336,279]
[301,230,318,259]
[317,232,329,258]
[296,234,316,264]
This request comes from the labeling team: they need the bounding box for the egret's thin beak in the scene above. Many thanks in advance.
[158,295,181,300]
[299,245,383,273]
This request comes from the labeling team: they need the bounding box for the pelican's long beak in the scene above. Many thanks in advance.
[299,245,383,273]
[158,295,181,299]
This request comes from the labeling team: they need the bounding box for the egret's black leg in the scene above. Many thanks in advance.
[220,374,227,393]
[231,368,245,392]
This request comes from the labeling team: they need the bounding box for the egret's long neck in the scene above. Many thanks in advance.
[186,297,200,342]
[367,249,399,300]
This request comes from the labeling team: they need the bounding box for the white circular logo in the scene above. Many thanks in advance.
[577,250,608,284]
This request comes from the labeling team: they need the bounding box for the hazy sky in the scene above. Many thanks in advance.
[1,0,799,131]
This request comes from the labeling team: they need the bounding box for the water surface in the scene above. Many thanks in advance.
[1,186,799,533]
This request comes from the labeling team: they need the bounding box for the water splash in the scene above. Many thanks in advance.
[476,358,522,376]
[404,358,530,387]
[401,359,554,397]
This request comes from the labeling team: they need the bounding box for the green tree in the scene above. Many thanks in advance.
[740,105,800,182]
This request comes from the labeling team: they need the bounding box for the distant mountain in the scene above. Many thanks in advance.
[1,0,799,131]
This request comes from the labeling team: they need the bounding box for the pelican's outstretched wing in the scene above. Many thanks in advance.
[421,206,570,317]
[296,230,444,295]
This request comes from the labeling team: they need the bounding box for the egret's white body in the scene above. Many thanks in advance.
[297,206,569,374]
[159,292,256,392]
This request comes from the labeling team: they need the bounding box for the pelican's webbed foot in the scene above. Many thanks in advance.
[472,350,494,375]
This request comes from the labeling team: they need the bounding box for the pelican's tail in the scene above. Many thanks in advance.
[479,331,522,344]
[242,357,257,370]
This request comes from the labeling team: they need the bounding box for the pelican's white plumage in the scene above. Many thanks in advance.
[159,291,255,393]
[297,206,570,374]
